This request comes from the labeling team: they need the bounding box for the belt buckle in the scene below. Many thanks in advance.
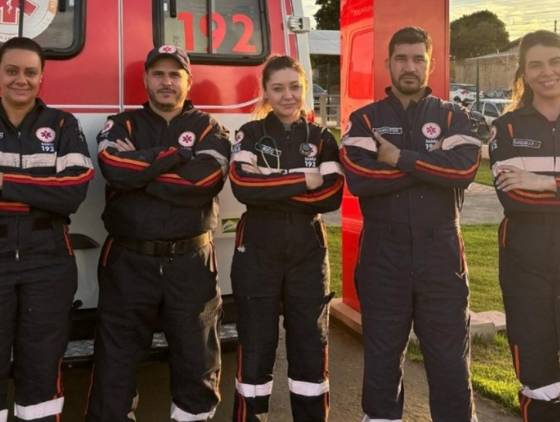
[168,240,176,256]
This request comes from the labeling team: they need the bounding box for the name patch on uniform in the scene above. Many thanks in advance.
[255,143,281,158]
[512,138,542,149]
[374,126,403,136]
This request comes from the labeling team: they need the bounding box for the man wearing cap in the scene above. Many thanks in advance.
[86,45,230,422]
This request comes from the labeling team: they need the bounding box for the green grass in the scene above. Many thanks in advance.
[327,224,520,414]
[470,333,519,413]
[475,158,493,186]
[327,226,342,297]
[462,224,503,312]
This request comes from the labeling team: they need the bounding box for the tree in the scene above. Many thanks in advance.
[314,0,339,30]
[451,10,509,59]
[312,0,340,92]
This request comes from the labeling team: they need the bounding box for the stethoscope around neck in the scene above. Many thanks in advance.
[256,117,310,172]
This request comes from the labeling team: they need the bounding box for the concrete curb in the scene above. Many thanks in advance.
[331,298,506,340]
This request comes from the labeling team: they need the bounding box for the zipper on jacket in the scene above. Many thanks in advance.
[15,130,22,261]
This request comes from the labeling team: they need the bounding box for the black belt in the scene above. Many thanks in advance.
[0,218,55,237]
[113,232,211,257]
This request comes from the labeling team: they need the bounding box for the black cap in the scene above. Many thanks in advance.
[145,45,191,74]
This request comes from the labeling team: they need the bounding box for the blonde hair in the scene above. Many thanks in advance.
[508,30,560,112]
[254,55,308,119]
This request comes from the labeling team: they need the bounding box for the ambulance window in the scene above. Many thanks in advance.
[348,29,373,99]
[0,0,85,58]
[155,0,269,64]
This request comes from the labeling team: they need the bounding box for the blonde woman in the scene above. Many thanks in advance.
[229,55,343,421]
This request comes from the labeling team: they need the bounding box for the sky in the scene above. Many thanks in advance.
[301,0,559,40]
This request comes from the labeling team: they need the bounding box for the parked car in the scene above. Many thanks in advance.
[449,83,482,104]
[468,98,512,125]
[483,88,512,99]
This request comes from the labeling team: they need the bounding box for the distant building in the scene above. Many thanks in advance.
[451,39,520,91]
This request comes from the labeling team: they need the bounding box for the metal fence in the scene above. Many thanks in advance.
[314,94,340,128]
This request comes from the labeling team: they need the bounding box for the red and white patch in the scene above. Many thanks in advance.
[0,0,57,42]
[101,119,114,134]
[422,122,442,139]
[234,130,244,144]
[178,131,196,148]
[36,127,56,143]
[159,45,177,54]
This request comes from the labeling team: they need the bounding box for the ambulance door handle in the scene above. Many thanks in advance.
[69,233,100,250]
[170,0,177,18]
[58,0,67,12]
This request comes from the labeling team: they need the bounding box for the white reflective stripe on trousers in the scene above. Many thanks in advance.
[522,381,560,401]
[361,416,402,422]
[14,396,64,420]
[288,378,329,397]
[0,409,7,422]
[126,391,140,420]
[362,414,477,421]
[170,402,216,421]
[235,379,274,398]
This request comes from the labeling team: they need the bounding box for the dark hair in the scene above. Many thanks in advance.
[0,37,45,70]
[509,30,560,111]
[388,26,433,57]
[255,55,307,118]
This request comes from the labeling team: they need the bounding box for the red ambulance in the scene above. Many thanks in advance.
[0,0,314,360]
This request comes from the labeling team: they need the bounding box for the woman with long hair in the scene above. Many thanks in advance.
[228,55,343,421]
[489,30,560,421]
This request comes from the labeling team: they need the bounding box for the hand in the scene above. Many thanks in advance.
[495,165,557,192]
[241,163,261,174]
[0,172,3,188]
[115,138,136,152]
[305,172,323,190]
[373,130,401,166]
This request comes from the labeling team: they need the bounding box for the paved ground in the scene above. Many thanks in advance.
[4,184,516,421]
[27,320,517,422]
[461,182,503,225]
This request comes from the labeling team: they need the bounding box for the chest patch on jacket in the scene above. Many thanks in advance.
[512,138,542,149]
[36,127,56,152]
[300,142,318,167]
[422,122,441,139]
[178,131,196,148]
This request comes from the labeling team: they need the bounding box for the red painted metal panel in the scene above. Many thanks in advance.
[40,1,119,107]
[120,1,293,112]
[340,0,449,311]
[37,1,294,112]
